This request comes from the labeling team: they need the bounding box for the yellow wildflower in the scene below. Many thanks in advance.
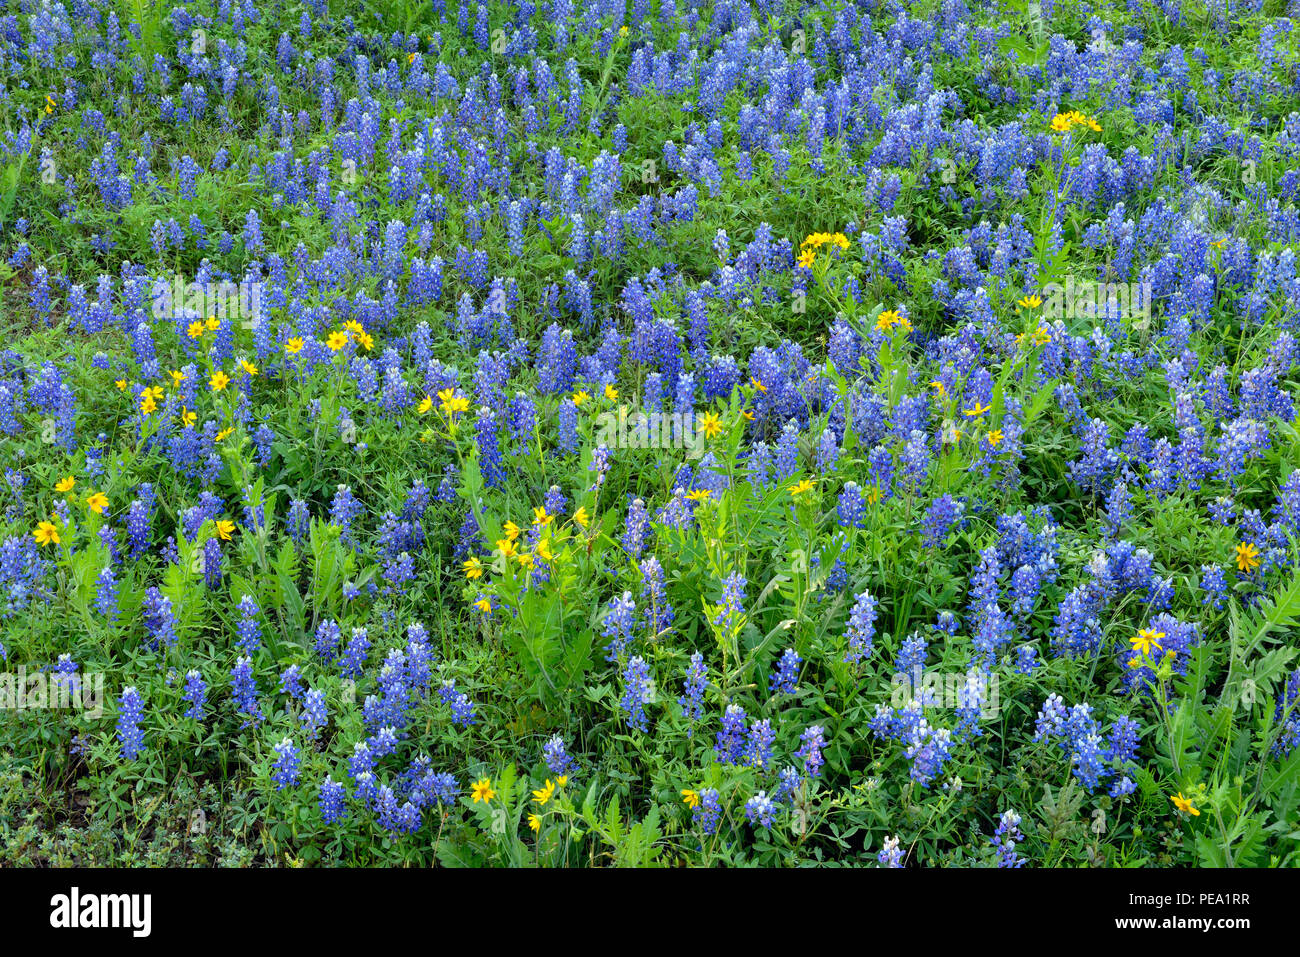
[1130,628,1165,658]
[697,411,723,439]
[1236,542,1261,573]
[1171,792,1200,816]
[532,780,556,805]
[33,520,60,547]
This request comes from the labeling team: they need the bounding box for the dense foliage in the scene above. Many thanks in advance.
[2,0,1300,867]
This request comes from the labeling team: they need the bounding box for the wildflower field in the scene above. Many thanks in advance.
[2,0,1300,871]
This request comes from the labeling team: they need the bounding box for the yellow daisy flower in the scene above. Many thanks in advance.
[33,520,61,547]
[1236,542,1261,572]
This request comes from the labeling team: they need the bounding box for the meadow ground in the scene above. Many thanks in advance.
[1,0,1300,868]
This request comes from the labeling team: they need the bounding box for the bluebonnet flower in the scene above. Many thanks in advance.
[715,703,749,764]
[330,485,365,545]
[619,656,653,732]
[921,494,965,547]
[126,496,152,557]
[50,653,77,688]
[904,724,955,787]
[378,546,416,586]
[542,486,568,519]
[896,632,928,674]
[182,670,207,720]
[773,423,801,482]
[418,772,459,807]
[377,791,422,835]
[844,590,879,664]
[639,556,674,635]
[1033,695,1138,792]
[439,678,478,727]
[1271,669,1300,758]
[679,652,708,732]
[772,765,803,804]
[116,686,145,760]
[557,398,579,453]
[287,498,311,544]
[94,566,119,625]
[770,648,802,695]
[693,788,722,835]
[814,428,840,472]
[231,656,263,726]
[836,482,866,529]
[142,587,176,650]
[901,430,932,492]
[991,809,1025,867]
[869,698,955,788]
[713,571,747,635]
[867,445,895,502]
[301,689,328,739]
[602,591,637,660]
[588,443,611,492]
[314,620,341,663]
[744,791,776,828]
[319,778,348,824]
[621,498,650,558]
[878,835,904,868]
[1010,564,1042,617]
[349,742,376,784]
[745,718,776,769]
[1200,565,1228,609]
[542,735,577,777]
[271,738,302,790]
[279,665,303,700]
[339,627,371,679]
[797,725,826,778]
[368,726,400,760]
[201,538,222,589]
[1052,587,1102,657]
